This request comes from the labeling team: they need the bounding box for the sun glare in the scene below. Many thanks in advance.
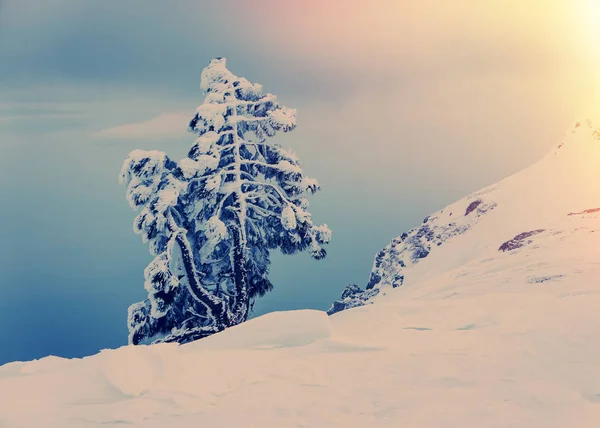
[581,0,600,95]
[585,0,600,57]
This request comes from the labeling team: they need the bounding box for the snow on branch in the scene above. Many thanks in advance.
[242,159,301,174]
[119,149,173,185]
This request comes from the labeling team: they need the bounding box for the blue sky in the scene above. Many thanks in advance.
[0,0,596,364]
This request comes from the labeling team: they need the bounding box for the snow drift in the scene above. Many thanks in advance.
[1,114,600,427]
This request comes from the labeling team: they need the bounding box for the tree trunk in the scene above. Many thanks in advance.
[167,211,230,327]
[229,96,250,324]
[229,193,250,323]
[174,234,229,326]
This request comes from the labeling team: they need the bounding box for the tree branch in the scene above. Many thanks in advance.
[242,142,296,163]
[166,209,231,326]
[247,202,279,218]
[241,179,288,202]
[247,191,281,208]
[241,160,300,174]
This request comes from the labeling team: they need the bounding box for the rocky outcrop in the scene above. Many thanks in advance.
[327,285,380,315]
[498,229,545,252]
[328,193,497,315]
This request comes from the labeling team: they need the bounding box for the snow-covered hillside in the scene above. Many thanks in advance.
[1,116,600,427]
[330,116,600,313]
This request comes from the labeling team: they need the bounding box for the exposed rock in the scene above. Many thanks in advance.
[330,195,498,314]
[568,208,600,216]
[465,199,482,216]
[498,229,545,252]
[527,275,564,284]
[327,285,380,315]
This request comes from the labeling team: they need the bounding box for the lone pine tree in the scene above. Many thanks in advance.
[120,58,331,345]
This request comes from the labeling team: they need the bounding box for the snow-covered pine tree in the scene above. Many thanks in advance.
[120,58,331,345]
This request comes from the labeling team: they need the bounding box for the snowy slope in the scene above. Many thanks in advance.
[330,116,600,313]
[1,116,600,427]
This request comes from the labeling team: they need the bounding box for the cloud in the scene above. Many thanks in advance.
[0,102,91,137]
[0,113,82,122]
[95,112,191,140]
[0,101,84,118]
[0,104,85,123]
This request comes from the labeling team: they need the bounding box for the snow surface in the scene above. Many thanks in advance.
[330,112,600,313]
[2,116,600,427]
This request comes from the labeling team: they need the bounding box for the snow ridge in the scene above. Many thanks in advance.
[329,111,600,315]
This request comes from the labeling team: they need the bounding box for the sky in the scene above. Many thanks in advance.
[0,0,598,364]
